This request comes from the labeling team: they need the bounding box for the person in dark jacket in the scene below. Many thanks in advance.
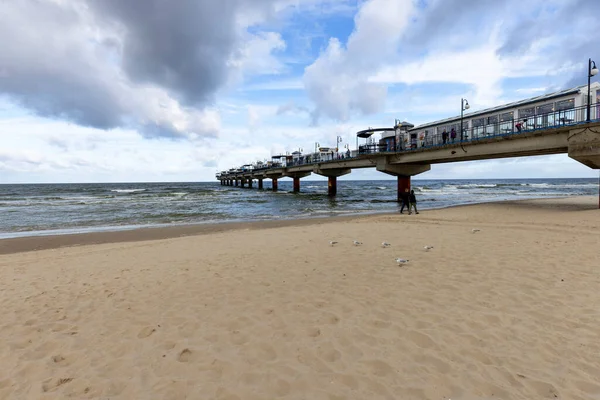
[408,190,419,215]
[400,188,410,214]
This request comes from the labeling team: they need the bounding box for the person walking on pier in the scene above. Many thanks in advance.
[450,127,457,142]
[400,188,410,214]
[408,190,419,215]
[442,129,448,144]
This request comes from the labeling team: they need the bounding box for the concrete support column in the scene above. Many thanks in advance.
[328,176,337,197]
[235,179,238,187]
[258,179,263,189]
[272,179,278,192]
[248,179,253,188]
[397,176,411,203]
[293,177,300,192]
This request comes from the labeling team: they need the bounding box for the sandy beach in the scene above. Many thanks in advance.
[1,196,599,400]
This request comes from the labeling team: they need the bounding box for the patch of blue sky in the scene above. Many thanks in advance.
[0,98,32,119]
[387,81,472,97]
[499,77,563,98]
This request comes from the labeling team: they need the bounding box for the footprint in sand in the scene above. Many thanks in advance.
[42,377,73,392]
[363,359,395,377]
[51,355,68,366]
[177,348,193,362]
[137,327,156,339]
[307,327,321,337]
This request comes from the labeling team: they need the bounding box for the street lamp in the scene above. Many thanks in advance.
[460,98,470,141]
[587,58,598,122]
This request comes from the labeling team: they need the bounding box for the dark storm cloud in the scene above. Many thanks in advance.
[87,0,238,106]
[87,0,281,106]
[0,0,279,137]
[0,1,125,129]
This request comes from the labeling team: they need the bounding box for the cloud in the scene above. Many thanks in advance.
[399,0,598,89]
[0,0,288,139]
[276,101,310,116]
[303,0,414,123]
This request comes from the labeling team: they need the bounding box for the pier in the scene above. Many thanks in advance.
[218,84,600,206]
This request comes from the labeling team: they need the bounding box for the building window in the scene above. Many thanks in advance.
[500,111,514,133]
[472,118,485,138]
[536,104,554,114]
[555,99,574,110]
[555,98,575,123]
[518,107,535,129]
[487,115,498,135]
[535,103,555,128]
[519,107,535,119]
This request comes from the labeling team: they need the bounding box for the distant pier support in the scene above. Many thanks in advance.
[328,177,337,196]
[286,172,311,193]
[235,179,239,187]
[266,172,283,192]
[248,179,253,188]
[314,168,351,197]
[258,178,263,189]
[376,161,430,202]
[397,176,411,203]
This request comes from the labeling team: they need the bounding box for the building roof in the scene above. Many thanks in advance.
[412,83,597,130]
[356,127,395,138]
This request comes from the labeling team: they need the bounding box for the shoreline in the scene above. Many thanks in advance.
[1,195,596,255]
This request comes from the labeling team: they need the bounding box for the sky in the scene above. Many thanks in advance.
[1,0,599,183]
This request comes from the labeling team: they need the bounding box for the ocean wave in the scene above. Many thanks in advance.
[111,189,147,193]
[456,184,498,189]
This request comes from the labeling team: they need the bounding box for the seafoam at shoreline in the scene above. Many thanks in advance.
[1,195,596,255]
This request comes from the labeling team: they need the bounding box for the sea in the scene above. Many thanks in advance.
[0,178,597,239]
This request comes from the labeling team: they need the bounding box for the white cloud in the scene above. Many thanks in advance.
[303,0,415,122]
[372,39,580,110]
[228,31,287,77]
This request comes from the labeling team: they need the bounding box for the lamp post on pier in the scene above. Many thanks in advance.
[460,98,470,142]
[587,58,598,122]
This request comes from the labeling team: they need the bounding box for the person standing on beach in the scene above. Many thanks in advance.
[400,188,410,214]
[408,190,419,215]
